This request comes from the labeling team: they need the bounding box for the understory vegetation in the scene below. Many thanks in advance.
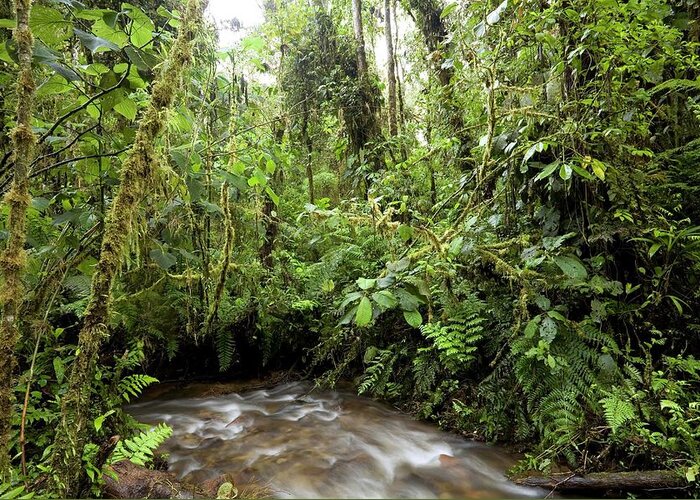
[0,0,699,496]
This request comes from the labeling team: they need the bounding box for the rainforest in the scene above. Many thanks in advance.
[0,0,699,497]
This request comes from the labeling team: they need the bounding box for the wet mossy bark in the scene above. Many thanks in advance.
[50,0,206,495]
[0,0,36,481]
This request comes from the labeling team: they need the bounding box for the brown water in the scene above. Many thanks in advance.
[127,382,546,499]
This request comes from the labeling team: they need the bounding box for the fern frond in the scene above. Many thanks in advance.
[110,423,173,466]
[118,374,159,403]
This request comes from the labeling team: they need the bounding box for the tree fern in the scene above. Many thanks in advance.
[110,423,173,466]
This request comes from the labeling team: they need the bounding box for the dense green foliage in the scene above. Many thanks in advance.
[0,0,699,496]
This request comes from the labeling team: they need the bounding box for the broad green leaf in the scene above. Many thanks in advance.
[403,309,423,328]
[30,5,72,46]
[591,159,606,181]
[553,254,588,279]
[123,3,155,47]
[535,161,559,181]
[355,297,372,327]
[150,248,176,270]
[94,410,115,432]
[356,277,376,290]
[398,224,413,242]
[37,74,72,97]
[559,164,572,180]
[92,18,128,48]
[539,316,557,343]
[524,317,539,337]
[74,28,120,53]
[114,98,137,120]
[372,290,398,309]
[0,19,16,29]
[265,186,279,206]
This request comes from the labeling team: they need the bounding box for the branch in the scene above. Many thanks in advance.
[37,63,131,144]
[29,147,130,179]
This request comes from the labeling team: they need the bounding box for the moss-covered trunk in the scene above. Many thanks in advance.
[0,0,36,481]
[50,0,206,495]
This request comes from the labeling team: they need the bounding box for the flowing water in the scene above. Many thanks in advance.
[128,381,546,499]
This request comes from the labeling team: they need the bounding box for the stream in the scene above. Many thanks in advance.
[127,381,547,499]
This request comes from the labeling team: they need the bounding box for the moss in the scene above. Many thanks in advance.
[0,0,35,482]
[50,0,207,495]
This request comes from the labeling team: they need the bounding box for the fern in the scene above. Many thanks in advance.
[600,391,637,433]
[110,423,173,466]
[420,314,484,374]
[412,347,439,396]
[215,328,236,372]
[359,347,397,396]
[118,374,159,403]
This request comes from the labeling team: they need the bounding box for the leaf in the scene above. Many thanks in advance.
[0,19,16,29]
[114,98,137,120]
[356,277,376,290]
[74,28,120,53]
[648,242,662,258]
[123,3,155,47]
[398,224,413,242]
[553,254,588,279]
[524,317,539,338]
[265,186,280,206]
[355,297,373,327]
[94,410,115,432]
[591,159,606,181]
[53,357,65,384]
[403,309,423,328]
[535,161,559,181]
[92,18,128,48]
[559,163,572,180]
[372,290,397,309]
[30,5,72,46]
[539,316,557,343]
[441,2,458,18]
[150,249,176,270]
[486,0,508,24]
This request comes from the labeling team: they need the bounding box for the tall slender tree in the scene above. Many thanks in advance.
[50,0,207,494]
[385,0,398,136]
[0,0,36,481]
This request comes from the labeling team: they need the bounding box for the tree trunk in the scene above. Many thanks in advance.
[385,0,398,136]
[0,0,35,481]
[50,0,206,495]
[514,471,686,492]
[352,0,368,77]
[405,0,469,170]
[302,105,314,203]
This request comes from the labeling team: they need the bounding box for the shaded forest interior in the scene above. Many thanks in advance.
[0,0,699,497]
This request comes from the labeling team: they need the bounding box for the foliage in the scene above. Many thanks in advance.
[1,0,700,495]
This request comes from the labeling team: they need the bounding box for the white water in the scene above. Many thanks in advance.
[128,382,546,499]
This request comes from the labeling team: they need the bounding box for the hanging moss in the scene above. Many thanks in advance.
[0,0,36,482]
[205,182,235,335]
[50,0,207,495]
